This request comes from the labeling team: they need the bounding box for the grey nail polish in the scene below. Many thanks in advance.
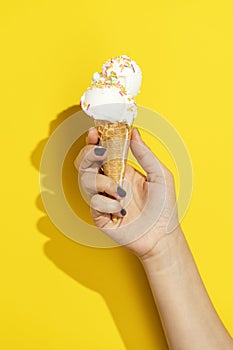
[117,186,126,197]
[94,147,106,156]
[120,209,127,216]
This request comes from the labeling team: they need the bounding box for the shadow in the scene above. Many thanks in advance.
[31,105,168,349]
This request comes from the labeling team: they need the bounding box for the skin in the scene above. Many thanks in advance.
[74,127,233,350]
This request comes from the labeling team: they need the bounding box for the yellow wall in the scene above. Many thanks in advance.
[1,1,232,349]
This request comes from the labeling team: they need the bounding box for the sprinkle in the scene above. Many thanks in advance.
[119,91,123,96]
[111,71,117,78]
[87,104,90,110]
[131,64,135,72]
[120,86,127,95]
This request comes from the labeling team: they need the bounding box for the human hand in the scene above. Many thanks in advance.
[74,127,180,259]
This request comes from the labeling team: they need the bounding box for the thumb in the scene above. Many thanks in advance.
[86,127,99,145]
[130,128,166,183]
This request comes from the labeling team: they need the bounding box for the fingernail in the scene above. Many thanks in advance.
[120,208,127,216]
[117,186,126,197]
[94,147,106,156]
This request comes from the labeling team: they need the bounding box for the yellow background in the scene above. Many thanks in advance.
[1,0,232,349]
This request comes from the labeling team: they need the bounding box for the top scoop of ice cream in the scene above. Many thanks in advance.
[101,55,142,98]
[80,78,137,125]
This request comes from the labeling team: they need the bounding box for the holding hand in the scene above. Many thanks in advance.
[74,127,179,258]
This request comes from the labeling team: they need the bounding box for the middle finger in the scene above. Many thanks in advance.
[80,172,127,199]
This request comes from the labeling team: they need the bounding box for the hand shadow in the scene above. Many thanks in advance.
[31,105,168,350]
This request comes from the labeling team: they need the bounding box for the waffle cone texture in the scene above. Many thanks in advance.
[95,121,132,185]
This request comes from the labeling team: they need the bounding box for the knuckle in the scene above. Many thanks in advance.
[79,146,96,171]
[83,146,94,160]
[80,172,97,194]
[165,169,174,183]
[74,146,92,170]
[104,178,115,193]
[90,195,98,209]
[80,172,89,184]
[73,151,83,170]
[74,157,79,170]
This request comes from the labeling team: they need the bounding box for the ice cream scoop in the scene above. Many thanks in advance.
[101,55,142,98]
[80,78,137,125]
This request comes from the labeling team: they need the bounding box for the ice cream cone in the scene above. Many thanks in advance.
[81,55,142,223]
[95,120,132,223]
[95,120,132,186]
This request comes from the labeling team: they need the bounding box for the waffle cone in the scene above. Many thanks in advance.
[95,120,132,185]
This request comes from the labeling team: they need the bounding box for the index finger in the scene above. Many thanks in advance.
[74,145,106,174]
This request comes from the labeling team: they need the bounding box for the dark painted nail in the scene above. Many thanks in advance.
[117,186,126,197]
[94,147,106,156]
[120,209,127,216]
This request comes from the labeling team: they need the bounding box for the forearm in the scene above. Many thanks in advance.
[140,227,233,350]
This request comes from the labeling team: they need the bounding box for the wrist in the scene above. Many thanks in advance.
[139,226,184,272]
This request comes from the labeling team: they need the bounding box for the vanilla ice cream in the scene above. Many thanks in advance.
[101,55,142,98]
[80,78,137,125]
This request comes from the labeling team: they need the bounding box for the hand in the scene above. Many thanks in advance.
[74,127,180,259]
